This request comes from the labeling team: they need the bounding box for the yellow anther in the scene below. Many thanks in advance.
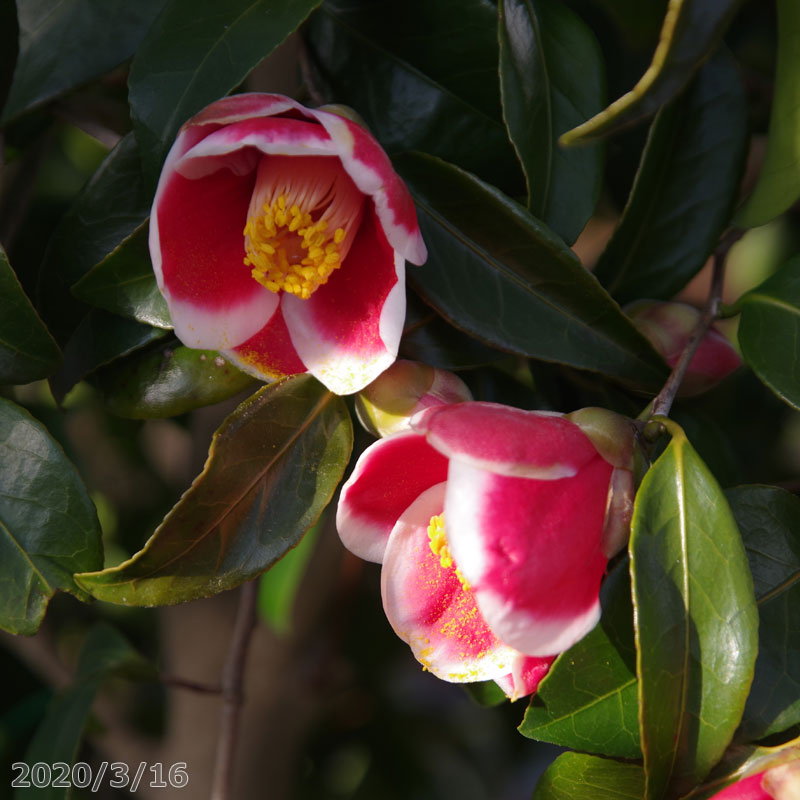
[334,227,345,244]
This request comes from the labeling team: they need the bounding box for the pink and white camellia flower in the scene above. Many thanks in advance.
[149,93,427,395]
[336,401,636,699]
[708,758,800,800]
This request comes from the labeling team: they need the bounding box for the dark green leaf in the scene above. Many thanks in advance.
[738,256,800,410]
[17,623,154,800]
[129,0,321,184]
[728,485,800,741]
[532,752,645,800]
[1,0,165,123]
[594,49,747,304]
[37,133,151,344]
[71,222,171,329]
[0,243,61,384]
[498,0,605,244]
[304,0,522,192]
[96,340,257,419]
[735,0,800,227]
[462,681,507,708]
[75,375,352,605]
[520,563,640,758]
[0,398,102,635]
[0,0,18,115]
[50,311,168,403]
[561,0,743,145]
[395,152,668,390]
[630,420,758,799]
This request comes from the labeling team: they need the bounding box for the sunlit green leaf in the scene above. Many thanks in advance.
[561,0,743,145]
[1,0,165,123]
[498,0,604,244]
[728,485,800,741]
[738,256,800,410]
[0,243,61,384]
[395,152,668,390]
[0,398,102,635]
[95,340,257,419]
[129,0,321,184]
[532,752,645,800]
[71,222,171,329]
[76,375,352,605]
[630,420,758,799]
[520,563,640,758]
[735,0,800,227]
[304,0,522,192]
[17,623,154,800]
[594,49,747,304]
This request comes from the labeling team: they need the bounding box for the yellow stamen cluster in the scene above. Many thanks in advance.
[427,514,471,591]
[243,194,346,300]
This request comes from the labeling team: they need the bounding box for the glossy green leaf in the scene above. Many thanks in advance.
[594,49,747,304]
[630,419,758,799]
[17,623,154,800]
[37,133,151,344]
[735,0,800,227]
[0,398,102,635]
[520,563,640,758]
[561,0,743,145]
[532,752,645,800]
[129,0,321,184]
[738,256,800,410]
[463,681,507,708]
[71,222,171,329]
[728,486,800,741]
[498,0,605,244]
[304,0,522,192]
[258,513,321,633]
[395,152,668,390]
[50,311,168,403]
[76,375,352,605]
[0,0,18,115]
[1,0,164,123]
[95,340,257,419]
[0,243,61,384]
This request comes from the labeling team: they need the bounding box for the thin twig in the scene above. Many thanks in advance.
[650,229,744,419]
[209,580,260,800]
[160,674,222,694]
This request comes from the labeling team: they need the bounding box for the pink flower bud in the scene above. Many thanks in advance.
[708,757,800,800]
[626,300,741,396]
[354,360,472,438]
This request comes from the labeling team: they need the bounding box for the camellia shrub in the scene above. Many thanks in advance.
[1,0,800,798]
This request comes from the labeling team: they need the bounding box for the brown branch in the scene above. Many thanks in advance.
[650,229,744,419]
[160,674,222,694]
[209,580,260,800]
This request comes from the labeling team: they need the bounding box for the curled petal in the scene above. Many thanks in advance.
[337,431,448,564]
[413,402,598,479]
[382,483,519,682]
[444,457,611,656]
[708,773,770,800]
[494,653,554,701]
[282,208,405,395]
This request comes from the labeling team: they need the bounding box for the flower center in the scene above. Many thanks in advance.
[427,514,471,591]
[243,155,364,300]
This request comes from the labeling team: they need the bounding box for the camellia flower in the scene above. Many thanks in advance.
[626,300,741,396]
[708,758,800,800]
[149,93,427,395]
[336,402,636,698]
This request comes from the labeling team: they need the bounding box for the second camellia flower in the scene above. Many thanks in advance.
[336,401,636,699]
[149,93,426,395]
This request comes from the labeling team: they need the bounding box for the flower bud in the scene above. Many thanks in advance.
[626,300,741,396]
[355,360,472,438]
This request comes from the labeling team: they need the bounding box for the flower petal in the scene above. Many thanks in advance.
[308,108,427,266]
[494,653,554,700]
[708,773,770,800]
[282,207,405,395]
[223,307,306,382]
[444,456,612,656]
[337,431,448,563]
[151,165,279,349]
[382,482,519,682]
[413,403,599,479]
